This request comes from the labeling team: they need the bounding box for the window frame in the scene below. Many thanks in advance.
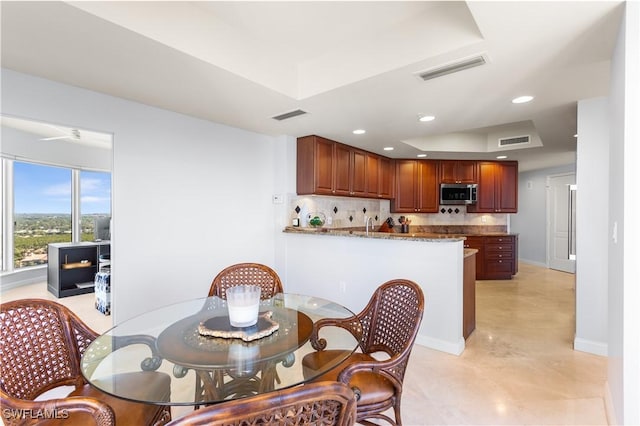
[1,157,111,274]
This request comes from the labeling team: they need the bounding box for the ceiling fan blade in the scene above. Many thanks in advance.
[40,136,69,141]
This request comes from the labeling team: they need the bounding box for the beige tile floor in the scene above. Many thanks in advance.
[1,263,608,425]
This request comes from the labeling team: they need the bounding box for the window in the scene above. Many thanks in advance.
[2,160,111,272]
[1,115,113,275]
[13,162,72,268]
[80,170,111,242]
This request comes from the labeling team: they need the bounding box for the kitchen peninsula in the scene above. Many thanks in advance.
[282,226,475,355]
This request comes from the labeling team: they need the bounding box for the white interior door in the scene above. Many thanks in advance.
[547,173,576,273]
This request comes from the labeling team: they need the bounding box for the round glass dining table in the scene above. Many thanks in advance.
[81,293,359,406]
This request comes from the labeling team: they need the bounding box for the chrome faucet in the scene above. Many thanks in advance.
[365,216,374,236]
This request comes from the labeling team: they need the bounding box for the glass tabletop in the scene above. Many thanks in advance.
[81,293,359,406]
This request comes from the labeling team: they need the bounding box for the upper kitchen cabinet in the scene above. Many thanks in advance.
[468,161,518,213]
[391,160,439,213]
[377,156,394,199]
[365,154,394,199]
[297,135,334,195]
[332,142,354,196]
[297,135,392,199]
[439,160,477,183]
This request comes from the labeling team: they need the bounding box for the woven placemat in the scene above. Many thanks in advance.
[198,311,280,342]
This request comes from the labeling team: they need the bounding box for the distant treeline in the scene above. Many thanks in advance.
[13,214,107,268]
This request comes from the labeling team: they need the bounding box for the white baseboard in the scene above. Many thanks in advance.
[415,334,465,356]
[518,258,548,268]
[574,337,608,356]
[0,267,47,291]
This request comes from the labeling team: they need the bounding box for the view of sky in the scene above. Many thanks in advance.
[13,162,111,214]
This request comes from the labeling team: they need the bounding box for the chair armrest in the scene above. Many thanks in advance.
[309,316,363,351]
[336,352,405,389]
[1,393,115,425]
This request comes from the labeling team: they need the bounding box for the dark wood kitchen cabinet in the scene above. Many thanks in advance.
[378,157,394,198]
[297,135,335,195]
[484,235,518,279]
[463,250,477,339]
[297,135,392,199]
[467,161,518,213]
[365,153,394,198]
[391,160,439,213]
[333,143,369,197]
[464,235,517,280]
[365,152,379,196]
[332,143,368,197]
[439,160,477,183]
[350,147,367,197]
[463,236,485,280]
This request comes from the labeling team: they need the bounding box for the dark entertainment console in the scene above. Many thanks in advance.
[47,242,110,298]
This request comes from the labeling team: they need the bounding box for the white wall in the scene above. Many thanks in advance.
[511,164,575,266]
[283,232,466,355]
[607,2,640,424]
[1,69,283,322]
[621,3,640,423]
[574,97,609,356]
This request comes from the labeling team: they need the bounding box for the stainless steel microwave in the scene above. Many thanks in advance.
[440,183,477,205]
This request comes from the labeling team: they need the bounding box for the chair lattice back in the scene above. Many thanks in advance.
[208,263,283,300]
[167,381,356,426]
[356,280,424,375]
[0,299,98,400]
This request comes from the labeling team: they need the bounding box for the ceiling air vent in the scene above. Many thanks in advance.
[499,135,530,147]
[417,55,487,81]
[272,109,308,121]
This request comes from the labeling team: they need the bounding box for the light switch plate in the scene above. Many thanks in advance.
[272,194,284,204]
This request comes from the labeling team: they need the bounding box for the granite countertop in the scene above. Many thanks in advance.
[283,226,466,242]
[283,226,516,243]
[464,248,479,258]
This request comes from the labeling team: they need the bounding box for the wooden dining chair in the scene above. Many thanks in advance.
[193,263,284,405]
[0,298,172,426]
[167,381,357,426]
[301,279,425,426]
[208,262,283,299]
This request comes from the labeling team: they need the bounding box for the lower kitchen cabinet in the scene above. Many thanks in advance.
[463,235,518,280]
[463,236,484,279]
[463,250,476,339]
[48,242,110,298]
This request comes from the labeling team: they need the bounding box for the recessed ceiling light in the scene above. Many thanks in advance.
[512,96,534,104]
[353,129,366,135]
[417,154,427,158]
[496,155,508,159]
[383,147,394,151]
[418,115,435,122]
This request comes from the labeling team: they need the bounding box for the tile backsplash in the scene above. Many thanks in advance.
[287,195,507,229]
[289,195,389,228]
